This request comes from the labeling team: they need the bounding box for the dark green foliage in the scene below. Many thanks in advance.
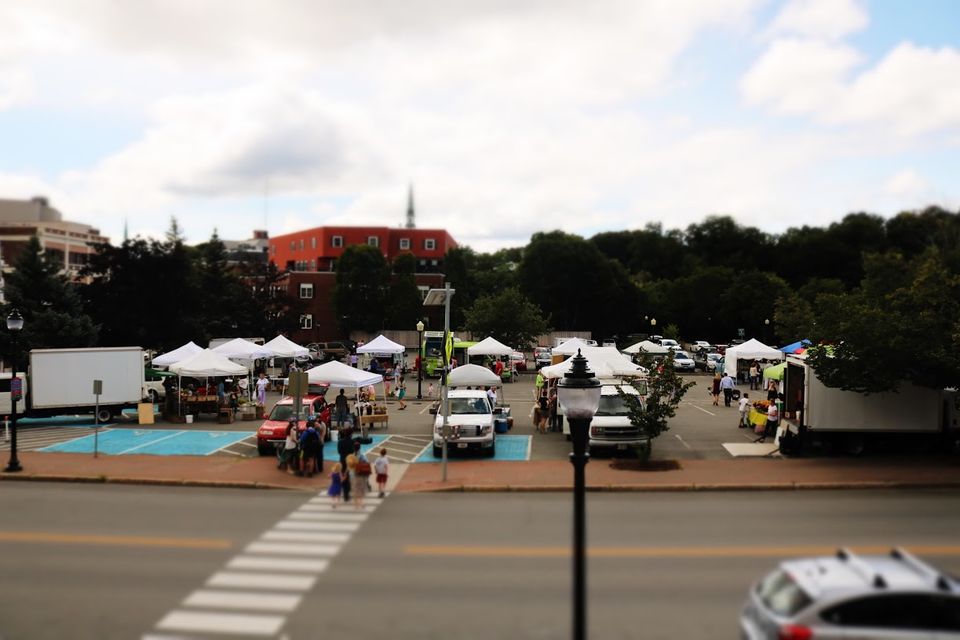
[619,352,694,441]
[387,253,422,329]
[332,245,390,333]
[2,237,99,352]
[463,286,549,349]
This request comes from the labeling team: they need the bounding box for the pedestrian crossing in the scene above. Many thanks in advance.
[147,493,387,638]
[370,434,431,463]
[0,425,96,452]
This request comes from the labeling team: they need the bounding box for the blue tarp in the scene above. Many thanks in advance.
[779,339,811,354]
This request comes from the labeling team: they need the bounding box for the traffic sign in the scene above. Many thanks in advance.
[11,377,22,400]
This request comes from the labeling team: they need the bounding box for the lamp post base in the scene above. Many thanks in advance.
[4,459,23,473]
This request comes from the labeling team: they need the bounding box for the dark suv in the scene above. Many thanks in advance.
[308,341,351,363]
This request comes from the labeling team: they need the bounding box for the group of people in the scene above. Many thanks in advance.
[328,427,390,509]
[277,416,326,478]
[533,372,561,433]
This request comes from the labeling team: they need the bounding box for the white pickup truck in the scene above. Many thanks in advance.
[433,389,496,458]
[563,383,648,455]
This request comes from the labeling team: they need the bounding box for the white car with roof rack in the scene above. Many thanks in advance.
[741,547,960,639]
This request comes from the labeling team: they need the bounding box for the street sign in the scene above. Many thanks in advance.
[11,377,22,400]
[288,371,308,399]
[93,379,103,395]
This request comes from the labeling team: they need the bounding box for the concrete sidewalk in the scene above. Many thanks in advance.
[3,450,960,492]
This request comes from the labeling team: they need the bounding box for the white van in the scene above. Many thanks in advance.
[563,383,647,455]
[433,389,496,457]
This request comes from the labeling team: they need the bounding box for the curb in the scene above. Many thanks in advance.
[0,473,321,492]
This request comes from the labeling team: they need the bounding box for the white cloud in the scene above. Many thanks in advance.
[0,67,34,109]
[884,169,929,197]
[743,38,960,136]
[765,0,868,41]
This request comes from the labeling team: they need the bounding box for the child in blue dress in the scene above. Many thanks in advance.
[327,462,343,508]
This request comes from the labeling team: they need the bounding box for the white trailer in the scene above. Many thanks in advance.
[782,354,959,455]
[22,347,146,422]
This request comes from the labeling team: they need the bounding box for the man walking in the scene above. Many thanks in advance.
[334,389,350,428]
[719,373,736,407]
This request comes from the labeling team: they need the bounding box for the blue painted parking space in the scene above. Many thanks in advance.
[322,435,388,462]
[413,435,531,463]
[41,428,254,456]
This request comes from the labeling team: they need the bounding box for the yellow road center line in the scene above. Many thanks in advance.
[404,544,960,559]
[0,531,232,550]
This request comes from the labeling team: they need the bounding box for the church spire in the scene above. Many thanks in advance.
[405,184,415,229]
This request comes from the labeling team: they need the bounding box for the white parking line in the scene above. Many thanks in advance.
[117,431,186,454]
[182,589,302,612]
[156,610,284,636]
[674,434,693,450]
[687,403,716,416]
[206,572,316,591]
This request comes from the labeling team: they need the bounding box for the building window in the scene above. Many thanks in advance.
[300,314,313,330]
[311,237,317,249]
[368,236,379,248]
[418,285,429,300]
[424,238,436,250]
[309,259,316,271]
[332,236,343,248]
[290,241,296,251]
[399,238,410,250]
[299,239,304,250]
[271,245,276,255]
[300,283,314,299]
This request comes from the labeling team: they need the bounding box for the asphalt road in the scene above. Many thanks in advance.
[3,483,960,639]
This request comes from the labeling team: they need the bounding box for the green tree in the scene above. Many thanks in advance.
[618,352,694,459]
[332,245,390,333]
[387,253,422,329]
[2,236,98,351]
[463,286,549,349]
[235,255,303,338]
[807,250,960,392]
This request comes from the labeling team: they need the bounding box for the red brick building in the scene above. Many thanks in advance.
[268,226,458,343]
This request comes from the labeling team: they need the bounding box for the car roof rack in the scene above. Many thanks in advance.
[836,548,887,588]
[890,547,954,592]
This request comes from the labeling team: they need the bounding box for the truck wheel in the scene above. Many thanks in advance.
[843,434,865,456]
[433,445,442,458]
[96,408,113,423]
[487,442,497,458]
[149,389,160,404]
[257,442,271,456]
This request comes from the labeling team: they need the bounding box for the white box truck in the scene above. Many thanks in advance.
[782,354,959,455]
[5,347,147,423]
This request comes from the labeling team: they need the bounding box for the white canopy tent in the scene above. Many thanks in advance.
[622,340,669,355]
[723,338,784,377]
[541,347,647,380]
[262,335,309,358]
[211,338,275,360]
[553,337,594,355]
[466,337,513,356]
[170,349,249,377]
[356,335,405,355]
[447,363,502,387]
[152,341,203,367]
[307,360,386,438]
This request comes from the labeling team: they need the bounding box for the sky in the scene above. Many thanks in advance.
[0,0,958,252]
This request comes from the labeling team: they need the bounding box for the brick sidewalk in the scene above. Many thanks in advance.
[3,451,960,493]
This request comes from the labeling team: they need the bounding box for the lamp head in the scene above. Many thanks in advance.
[416,320,425,333]
[6,309,24,332]
[650,318,657,327]
[557,349,601,420]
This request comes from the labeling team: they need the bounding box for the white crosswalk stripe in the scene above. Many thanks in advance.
[245,542,340,556]
[206,571,317,591]
[182,589,302,612]
[227,556,330,573]
[274,520,360,532]
[261,530,349,543]
[288,511,368,521]
[156,611,285,636]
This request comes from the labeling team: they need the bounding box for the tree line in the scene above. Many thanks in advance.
[1,206,958,392]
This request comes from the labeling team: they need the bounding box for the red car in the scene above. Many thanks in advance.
[257,388,331,456]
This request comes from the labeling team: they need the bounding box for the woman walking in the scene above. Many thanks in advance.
[347,454,368,510]
[710,374,721,406]
[397,379,407,410]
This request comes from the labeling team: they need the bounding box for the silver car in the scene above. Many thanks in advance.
[741,547,960,639]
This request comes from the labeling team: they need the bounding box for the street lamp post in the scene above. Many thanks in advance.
[650,317,657,332]
[764,318,770,343]
[416,320,425,400]
[4,309,24,473]
[423,286,455,482]
[556,350,601,640]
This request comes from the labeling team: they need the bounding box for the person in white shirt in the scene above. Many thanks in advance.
[374,448,389,498]
[486,386,497,406]
[738,392,750,428]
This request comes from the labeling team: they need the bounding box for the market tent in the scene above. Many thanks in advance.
[152,341,203,367]
[263,335,309,358]
[356,335,405,354]
[762,362,787,380]
[467,337,513,356]
[553,337,593,355]
[306,360,383,388]
[447,363,501,387]
[622,340,669,355]
[169,349,249,377]
[211,338,275,360]
[541,347,646,380]
[779,339,811,354]
[723,339,783,376]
